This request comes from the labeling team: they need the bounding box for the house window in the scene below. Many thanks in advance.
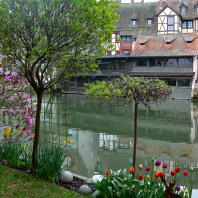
[179,58,192,66]
[188,21,193,28]
[186,58,192,65]
[178,79,190,87]
[182,21,187,28]
[124,50,129,55]
[115,51,120,55]
[163,79,176,86]
[105,51,111,56]
[181,7,186,14]
[149,59,162,66]
[136,59,148,66]
[182,21,193,29]
[122,37,126,41]
[196,6,198,13]
[147,19,152,26]
[179,59,185,66]
[169,59,177,67]
[114,60,125,70]
[131,19,137,27]
[116,35,120,42]
[168,17,174,31]
[100,61,113,70]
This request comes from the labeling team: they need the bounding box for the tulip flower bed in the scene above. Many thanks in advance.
[91,159,194,198]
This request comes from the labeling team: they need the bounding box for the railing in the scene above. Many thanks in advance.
[131,66,193,73]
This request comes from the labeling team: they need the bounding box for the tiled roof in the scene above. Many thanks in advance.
[132,33,198,57]
[157,0,198,19]
[114,2,158,35]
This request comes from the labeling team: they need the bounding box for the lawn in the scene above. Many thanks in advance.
[0,164,83,198]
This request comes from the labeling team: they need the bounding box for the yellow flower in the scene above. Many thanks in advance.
[32,133,35,137]
[4,128,11,136]
[50,133,52,136]
[146,175,150,179]
[11,133,13,136]
[63,141,66,144]
[16,130,20,133]
[69,139,73,144]
[24,145,28,150]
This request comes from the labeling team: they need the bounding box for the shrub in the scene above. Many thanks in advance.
[34,143,67,182]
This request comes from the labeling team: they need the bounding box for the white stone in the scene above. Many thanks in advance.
[60,171,73,183]
[91,175,103,183]
[79,185,92,194]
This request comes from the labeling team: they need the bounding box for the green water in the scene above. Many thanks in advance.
[39,94,198,188]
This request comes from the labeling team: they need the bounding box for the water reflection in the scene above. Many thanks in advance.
[39,94,198,188]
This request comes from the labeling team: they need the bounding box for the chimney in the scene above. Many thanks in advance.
[159,0,163,10]
[131,0,134,3]
[159,0,167,10]
[142,0,144,3]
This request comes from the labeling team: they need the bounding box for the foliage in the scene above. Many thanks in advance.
[0,141,23,167]
[0,164,82,198]
[0,0,119,89]
[0,141,67,182]
[85,76,173,108]
[85,76,173,175]
[34,143,67,182]
[0,0,119,170]
[91,159,193,198]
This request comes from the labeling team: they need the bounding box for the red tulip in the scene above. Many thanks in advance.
[163,162,167,169]
[155,171,160,178]
[171,170,175,176]
[170,181,175,185]
[176,166,180,173]
[4,135,7,137]
[106,169,109,176]
[139,174,143,180]
[159,172,164,178]
[146,166,150,171]
[183,170,188,176]
[130,167,134,174]
[139,164,143,170]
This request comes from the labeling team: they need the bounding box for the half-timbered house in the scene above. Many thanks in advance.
[65,0,198,98]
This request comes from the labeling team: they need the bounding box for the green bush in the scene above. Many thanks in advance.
[34,143,67,182]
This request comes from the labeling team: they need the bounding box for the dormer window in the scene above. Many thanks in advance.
[181,7,186,14]
[180,4,188,14]
[131,19,137,27]
[147,19,153,26]
[195,5,198,13]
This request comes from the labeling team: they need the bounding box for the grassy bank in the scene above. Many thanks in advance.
[0,164,82,198]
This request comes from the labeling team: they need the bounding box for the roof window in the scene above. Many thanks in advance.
[180,4,188,14]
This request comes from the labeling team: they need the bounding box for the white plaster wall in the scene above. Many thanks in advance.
[192,55,198,96]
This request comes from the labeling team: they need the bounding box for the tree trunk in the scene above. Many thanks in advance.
[32,92,43,172]
[133,102,138,177]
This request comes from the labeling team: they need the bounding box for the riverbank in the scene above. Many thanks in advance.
[0,164,82,198]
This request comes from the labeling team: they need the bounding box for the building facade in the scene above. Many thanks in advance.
[65,0,198,99]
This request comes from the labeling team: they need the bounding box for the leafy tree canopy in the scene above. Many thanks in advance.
[0,0,119,93]
[85,76,173,108]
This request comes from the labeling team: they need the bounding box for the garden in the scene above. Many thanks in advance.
[0,0,196,197]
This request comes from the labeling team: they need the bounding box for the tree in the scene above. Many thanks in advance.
[0,0,119,171]
[85,76,173,176]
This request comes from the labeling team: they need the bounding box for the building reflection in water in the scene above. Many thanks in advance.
[37,94,198,188]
